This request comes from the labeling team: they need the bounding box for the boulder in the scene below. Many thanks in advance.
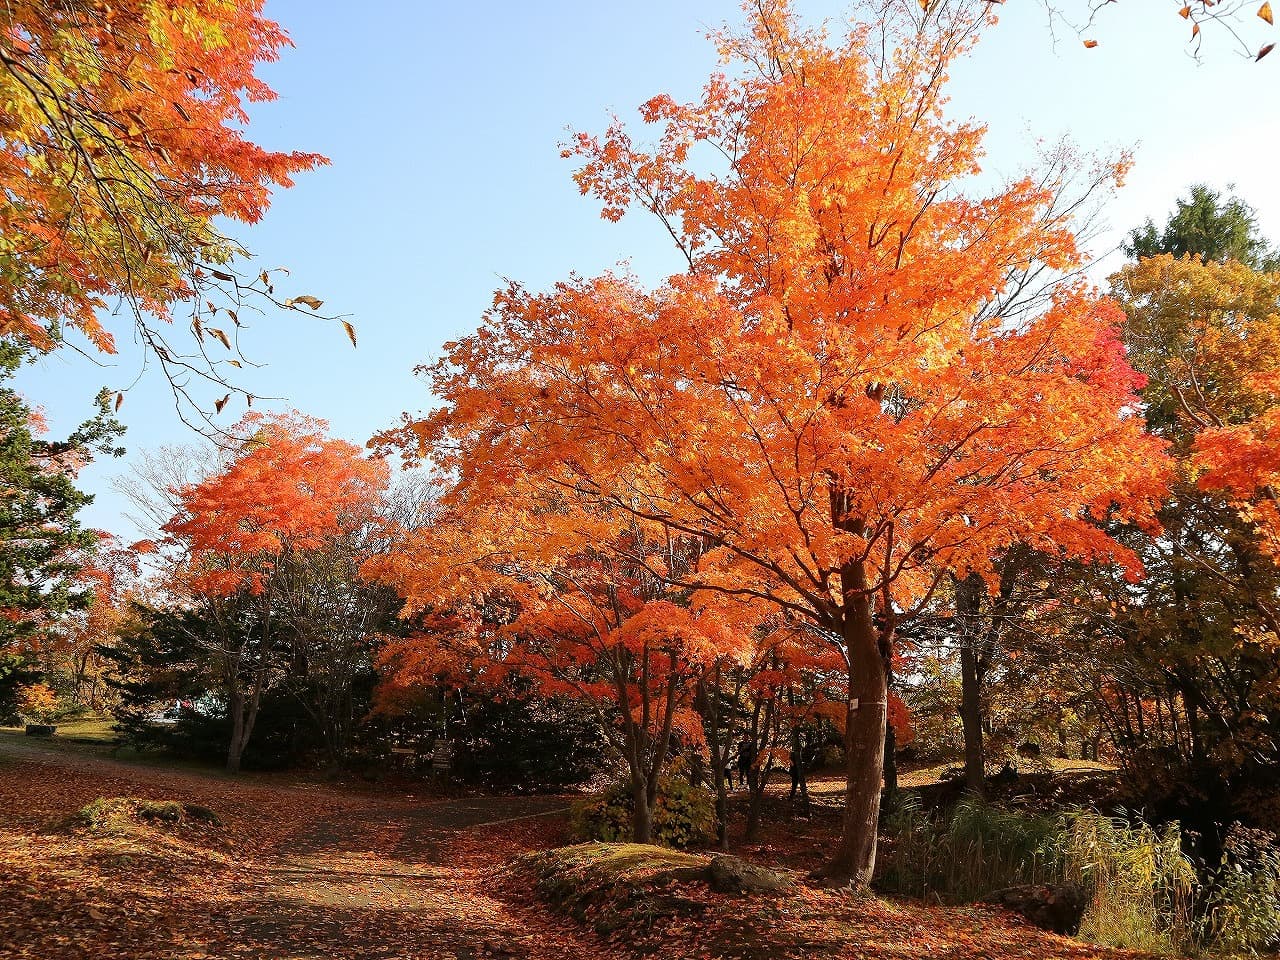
[986,883,1089,935]
[705,855,792,895]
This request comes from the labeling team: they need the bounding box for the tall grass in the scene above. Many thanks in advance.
[1059,812,1197,955]
[1198,829,1280,956]
[879,794,1280,956]
[878,793,1061,902]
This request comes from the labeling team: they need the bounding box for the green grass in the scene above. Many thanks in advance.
[0,714,118,744]
[50,716,119,743]
[519,842,708,889]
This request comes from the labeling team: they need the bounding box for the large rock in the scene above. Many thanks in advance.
[705,855,792,895]
[986,883,1089,935]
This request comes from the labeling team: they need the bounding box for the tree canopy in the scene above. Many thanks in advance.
[372,0,1169,887]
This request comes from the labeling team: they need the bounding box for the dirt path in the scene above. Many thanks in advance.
[0,736,603,960]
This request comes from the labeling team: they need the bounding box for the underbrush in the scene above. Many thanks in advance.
[571,777,716,848]
[878,792,1280,956]
[878,792,1061,901]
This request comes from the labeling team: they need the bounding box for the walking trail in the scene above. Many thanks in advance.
[0,735,606,960]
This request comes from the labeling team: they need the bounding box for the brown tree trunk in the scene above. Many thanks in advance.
[631,775,653,844]
[956,573,986,795]
[817,565,888,889]
[960,640,985,793]
[883,717,898,795]
[698,669,731,850]
[226,667,264,775]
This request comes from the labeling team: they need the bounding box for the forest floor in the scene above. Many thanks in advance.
[0,734,1148,960]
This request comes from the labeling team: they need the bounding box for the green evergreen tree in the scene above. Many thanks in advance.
[1125,183,1279,270]
[0,342,124,654]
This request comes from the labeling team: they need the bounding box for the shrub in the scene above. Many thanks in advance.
[572,777,716,849]
[1198,826,1280,955]
[15,682,59,723]
[454,695,605,791]
[114,689,318,770]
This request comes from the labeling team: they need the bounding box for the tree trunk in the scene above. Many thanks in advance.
[956,573,986,795]
[701,672,731,850]
[960,640,985,793]
[227,684,245,774]
[226,667,264,775]
[631,776,653,844]
[817,570,888,889]
[883,718,898,795]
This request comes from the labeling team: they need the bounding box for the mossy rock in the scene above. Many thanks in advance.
[73,796,222,833]
[514,843,793,915]
[706,855,792,895]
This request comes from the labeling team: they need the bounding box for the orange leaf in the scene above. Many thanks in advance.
[114,391,124,412]
[1179,4,1191,17]
[1083,38,1099,47]
[1261,1,1274,23]
[342,321,358,348]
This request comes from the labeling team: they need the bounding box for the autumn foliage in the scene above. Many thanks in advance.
[373,0,1168,886]
[159,411,390,771]
[164,412,389,598]
[0,0,325,355]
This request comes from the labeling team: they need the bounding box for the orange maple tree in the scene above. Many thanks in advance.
[376,0,1167,885]
[0,0,334,424]
[161,411,389,771]
[371,494,747,843]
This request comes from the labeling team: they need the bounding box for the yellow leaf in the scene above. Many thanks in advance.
[227,359,242,368]
[1261,1,1274,24]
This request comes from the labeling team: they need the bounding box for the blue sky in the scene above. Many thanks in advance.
[17,0,1279,538]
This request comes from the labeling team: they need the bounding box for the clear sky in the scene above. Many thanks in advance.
[17,0,1280,538]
